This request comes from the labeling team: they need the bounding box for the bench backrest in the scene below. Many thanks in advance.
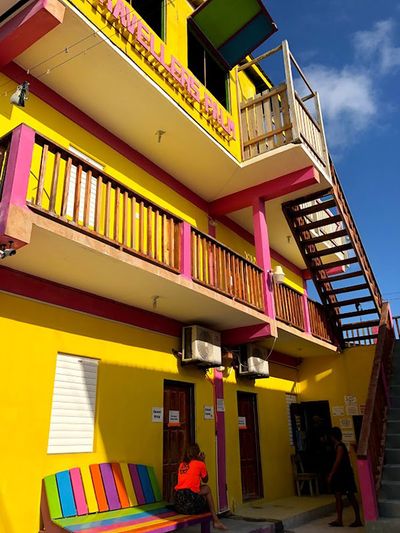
[44,463,162,520]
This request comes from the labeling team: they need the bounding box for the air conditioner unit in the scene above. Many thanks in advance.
[238,343,270,379]
[182,325,222,367]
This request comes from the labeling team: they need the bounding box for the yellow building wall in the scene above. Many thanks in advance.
[0,292,302,532]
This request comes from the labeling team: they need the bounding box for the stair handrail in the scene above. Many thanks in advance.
[330,161,383,313]
[357,302,395,520]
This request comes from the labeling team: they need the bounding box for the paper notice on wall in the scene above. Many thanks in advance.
[346,405,359,416]
[217,398,225,412]
[168,410,180,427]
[342,430,355,442]
[344,395,357,406]
[152,407,163,423]
[332,406,345,417]
[339,418,353,429]
[204,406,214,420]
[359,404,366,415]
[238,416,247,429]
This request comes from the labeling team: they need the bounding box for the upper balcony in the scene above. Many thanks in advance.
[1,0,332,203]
[0,125,337,356]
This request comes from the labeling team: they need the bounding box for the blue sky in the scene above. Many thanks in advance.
[258,0,400,315]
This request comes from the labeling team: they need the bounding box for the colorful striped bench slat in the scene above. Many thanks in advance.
[56,471,77,518]
[120,463,138,507]
[137,466,155,504]
[70,468,89,516]
[100,463,121,511]
[44,474,63,520]
[90,464,109,512]
[146,467,162,502]
[81,465,99,514]
[111,463,130,509]
[128,464,145,505]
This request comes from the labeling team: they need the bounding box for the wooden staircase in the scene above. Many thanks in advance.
[283,163,382,347]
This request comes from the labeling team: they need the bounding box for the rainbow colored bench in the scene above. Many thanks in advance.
[40,463,212,533]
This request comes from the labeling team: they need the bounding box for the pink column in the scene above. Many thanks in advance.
[357,456,378,521]
[252,198,275,318]
[213,369,228,512]
[0,124,35,243]
[180,221,192,280]
[302,279,312,334]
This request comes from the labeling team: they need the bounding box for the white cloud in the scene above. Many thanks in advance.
[354,19,400,74]
[305,65,377,148]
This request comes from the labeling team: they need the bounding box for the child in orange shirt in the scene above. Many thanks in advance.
[175,443,227,530]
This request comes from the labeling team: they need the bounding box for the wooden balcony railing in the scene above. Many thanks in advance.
[191,228,264,311]
[274,282,305,331]
[357,303,395,521]
[239,41,329,169]
[28,134,182,271]
[307,298,333,343]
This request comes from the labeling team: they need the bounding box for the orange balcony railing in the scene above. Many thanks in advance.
[308,298,333,343]
[273,282,305,331]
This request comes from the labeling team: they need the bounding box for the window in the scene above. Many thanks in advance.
[286,393,298,446]
[127,0,165,40]
[187,26,229,109]
[47,354,99,454]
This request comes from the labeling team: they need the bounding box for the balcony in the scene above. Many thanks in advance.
[0,125,338,353]
[239,41,331,180]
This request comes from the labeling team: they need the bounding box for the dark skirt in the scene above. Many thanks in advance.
[331,471,357,494]
[174,489,209,515]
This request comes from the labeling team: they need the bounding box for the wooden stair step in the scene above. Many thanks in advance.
[328,295,374,308]
[301,229,348,246]
[284,188,333,207]
[307,242,353,258]
[298,214,343,232]
[323,283,369,296]
[311,256,359,271]
[294,199,337,217]
[318,270,364,283]
[341,320,380,331]
[337,309,378,319]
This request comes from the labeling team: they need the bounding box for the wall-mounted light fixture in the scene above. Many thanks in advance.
[10,81,29,107]
[269,265,285,284]
[0,241,16,259]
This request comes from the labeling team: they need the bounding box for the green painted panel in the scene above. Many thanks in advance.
[147,466,162,502]
[192,0,260,48]
[44,475,63,520]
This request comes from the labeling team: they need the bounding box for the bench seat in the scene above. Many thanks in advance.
[41,463,212,533]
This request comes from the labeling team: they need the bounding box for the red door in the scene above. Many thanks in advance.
[237,392,263,500]
[163,381,194,502]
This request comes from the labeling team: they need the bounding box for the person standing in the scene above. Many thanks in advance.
[174,443,227,530]
[328,427,363,527]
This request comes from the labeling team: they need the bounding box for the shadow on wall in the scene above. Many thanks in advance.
[0,489,13,533]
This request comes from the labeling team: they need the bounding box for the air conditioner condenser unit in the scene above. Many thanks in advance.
[182,325,222,367]
[238,343,270,378]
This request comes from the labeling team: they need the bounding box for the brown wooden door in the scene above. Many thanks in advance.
[163,381,194,502]
[237,392,263,500]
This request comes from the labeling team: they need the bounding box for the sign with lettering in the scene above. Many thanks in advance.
[152,407,163,423]
[238,416,247,429]
[93,0,236,141]
[168,410,180,426]
[203,406,214,420]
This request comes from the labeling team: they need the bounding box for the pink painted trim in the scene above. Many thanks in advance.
[268,351,302,368]
[356,456,378,521]
[3,63,209,212]
[252,198,275,318]
[302,279,312,334]
[0,124,35,244]
[0,0,65,68]
[180,221,192,280]
[70,468,88,516]
[209,167,319,217]
[0,266,182,337]
[213,369,228,512]
[221,323,272,346]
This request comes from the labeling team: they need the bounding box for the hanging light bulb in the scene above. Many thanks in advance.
[10,81,30,107]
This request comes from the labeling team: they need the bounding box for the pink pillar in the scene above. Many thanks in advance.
[0,124,35,244]
[357,456,379,521]
[213,369,228,512]
[302,279,312,334]
[180,221,192,280]
[252,198,275,318]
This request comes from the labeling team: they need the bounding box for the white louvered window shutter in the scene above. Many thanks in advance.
[286,393,297,446]
[47,354,99,454]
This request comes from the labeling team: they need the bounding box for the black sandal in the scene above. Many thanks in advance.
[329,521,343,527]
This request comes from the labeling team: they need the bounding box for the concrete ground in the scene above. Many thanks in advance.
[289,507,365,532]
